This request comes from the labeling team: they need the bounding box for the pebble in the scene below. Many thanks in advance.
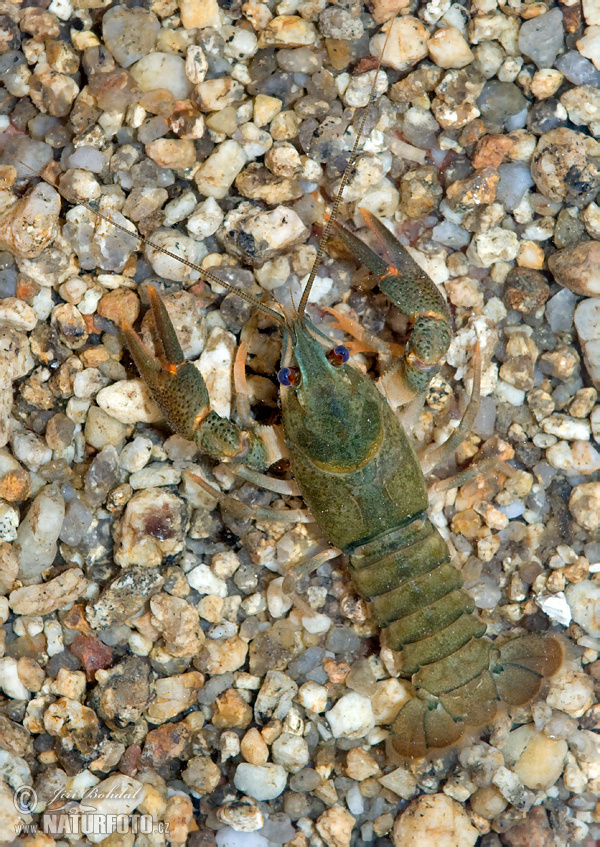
[379,767,418,800]
[9,568,86,615]
[546,664,595,717]
[565,579,600,635]
[14,483,64,584]
[144,229,205,282]
[146,671,205,723]
[501,723,568,790]
[182,755,221,794]
[219,204,308,268]
[257,16,317,48]
[113,488,188,567]
[86,565,164,628]
[371,17,430,71]
[574,298,600,386]
[80,774,145,842]
[570,483,600,532]
[531,128,600,206]
[102,6,160,68]
[556,50,600,85]
[195,140,247,200]
[577,25,600,70]
[326,693,375,738]
[234,763,287,801]
[392,794,479,847]
[0,184,61,260]
[272,732,310,773]
[96,379,162,425]
[198,327,235,418]
[198,636,248,674]
[84,406,129,450]
[427,26,473,68]
[316,806,355,847]
[518,8,564,69]
[179,0,220,29]
[0,656,31,700]
[549,240,600,295]
[130,53,192,100]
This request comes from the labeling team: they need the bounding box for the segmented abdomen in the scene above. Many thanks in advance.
[349,516,563,758]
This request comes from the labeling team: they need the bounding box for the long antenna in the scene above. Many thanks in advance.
[297,22,395,317]
[15,161,285,325]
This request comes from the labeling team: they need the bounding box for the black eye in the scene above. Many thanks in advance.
[326,345,350,366]
[277,367,301,386]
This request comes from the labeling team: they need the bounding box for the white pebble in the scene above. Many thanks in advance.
[233,764,287,801]
[326,693,375,738]
[187,564,228,598]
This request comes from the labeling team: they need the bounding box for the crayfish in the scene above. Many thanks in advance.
[122,206,562,757]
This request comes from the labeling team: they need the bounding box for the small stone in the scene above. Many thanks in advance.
[501,723,568,790]
[234,763,287,801]
[379,767,419,800]
[258,16,317,48]
[502,267,549,313]
[86,566,164,629]
[392,794,478,847]
[150,594,204,658]
[346,747,380,781]
[218,203,308,268]
[297,680,328,713]
[14,484,64,584]
[326,693,374,738]
[114,488,188,568]
[197,78,245,112]
[272,732,309,773]
[531,128,600,207]
[197,636,248,674]
[195,140,247,200]
[96,379,162,425]
[9,568,86,615]
[546,664,594,717]
[518,8,564,68]
[549,241,600,295]
[212,689,253,728]
[84,406,129,450]
[565,579,600,635]
[472,134,514,169]
[241,727,269,765]
[179,0,220,29]
[316,806,355,847]
[97,289,140,327]
[577,25,600,70]
[0,184,60,260]
[428,26,473,69]
[130,53,191,100]
[370,678,411,724]
[531,69,564,99]
[102,6,160,68]
[570,482,600,532]
[254,95,282,127]
[182,755,221,794]
[371,17,430,71]
[146,671,205,723]
[574,298,600,387]
[476,80,528,131]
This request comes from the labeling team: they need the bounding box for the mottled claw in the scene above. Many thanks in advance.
[332,209,452,395]
[123,286,269,469]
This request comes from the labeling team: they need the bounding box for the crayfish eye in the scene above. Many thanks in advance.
[277,366,301,387]
[326,345,350,367]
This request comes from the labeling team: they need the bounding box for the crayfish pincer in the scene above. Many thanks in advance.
[124,209,563,759]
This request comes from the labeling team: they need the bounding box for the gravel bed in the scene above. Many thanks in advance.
[1,0,600,844]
